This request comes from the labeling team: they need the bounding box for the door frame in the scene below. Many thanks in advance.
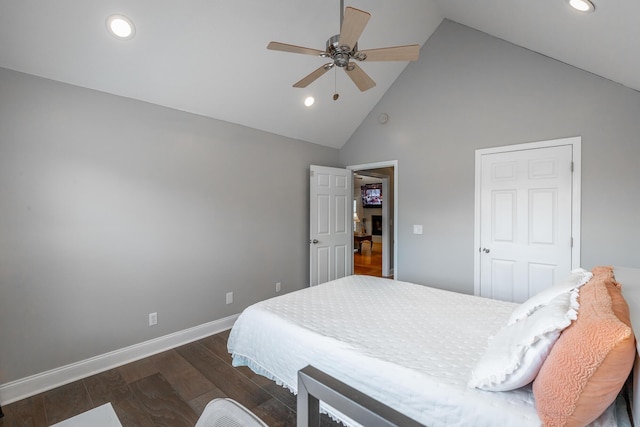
[348,160,398,279]
[473,136,582,296]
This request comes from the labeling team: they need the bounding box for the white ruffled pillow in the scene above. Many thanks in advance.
[507,268,592,325]
[468,290,579,391]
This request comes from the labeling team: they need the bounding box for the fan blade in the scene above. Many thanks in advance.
[357,44,420,62]
[293,64,333,88]
[338,7,371,51]
[344,63,376,92]
[267,41,324,57]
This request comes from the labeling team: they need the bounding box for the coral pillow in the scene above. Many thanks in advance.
[532,267,635,427]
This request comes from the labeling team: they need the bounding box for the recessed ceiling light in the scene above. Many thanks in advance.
[304,96,315,107]
[568,0,595,12]
[106,14,136,40]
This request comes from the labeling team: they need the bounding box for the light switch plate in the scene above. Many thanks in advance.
[413,225,423,235]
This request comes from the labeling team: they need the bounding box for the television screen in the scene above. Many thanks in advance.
[361,183,382,208]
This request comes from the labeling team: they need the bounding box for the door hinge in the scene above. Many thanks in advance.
[310,170,314,177]
[570,162,574,173]
[571,237,574,247]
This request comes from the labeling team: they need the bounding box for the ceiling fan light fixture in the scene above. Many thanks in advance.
[106,14,136,40]
[304,96,315,107]
[568,0,595,12]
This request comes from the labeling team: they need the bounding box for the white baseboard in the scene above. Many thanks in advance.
[0,314,240,405]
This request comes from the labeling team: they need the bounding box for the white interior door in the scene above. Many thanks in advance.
[310,165,352,286]
[476,140,579,302]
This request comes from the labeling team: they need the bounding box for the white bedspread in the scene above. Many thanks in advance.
[227,275,623,426]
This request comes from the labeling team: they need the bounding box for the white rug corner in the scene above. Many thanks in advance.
[50,402,122,427]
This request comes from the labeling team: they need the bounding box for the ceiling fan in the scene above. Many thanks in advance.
[267,1,420,92]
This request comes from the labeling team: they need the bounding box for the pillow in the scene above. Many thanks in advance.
[532,266,635,427]
[508,268,592,325]
[468,290,578,391]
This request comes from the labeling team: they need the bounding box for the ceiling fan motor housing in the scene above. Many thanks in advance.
[325,34,358,68]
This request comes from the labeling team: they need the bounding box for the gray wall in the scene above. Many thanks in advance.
[339,20,640,294]
[0,67,338,383]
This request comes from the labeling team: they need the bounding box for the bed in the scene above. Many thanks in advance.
[228,267,640,426]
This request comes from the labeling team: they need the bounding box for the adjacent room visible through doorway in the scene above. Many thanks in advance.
[350,161,396,279]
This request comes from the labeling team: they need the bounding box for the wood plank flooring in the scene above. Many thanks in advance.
[0,330,341,427]
[354,242,392,278]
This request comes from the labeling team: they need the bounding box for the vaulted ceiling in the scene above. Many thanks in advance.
[1,0,637,149]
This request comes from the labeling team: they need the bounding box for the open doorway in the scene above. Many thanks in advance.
[353,173,385,277]
[348,161,396,279]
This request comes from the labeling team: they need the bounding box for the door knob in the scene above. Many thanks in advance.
[310,239,319,244]
[482,248,490,253]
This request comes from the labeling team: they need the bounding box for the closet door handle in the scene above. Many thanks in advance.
[481,248,490,253]
[310,239,319,244]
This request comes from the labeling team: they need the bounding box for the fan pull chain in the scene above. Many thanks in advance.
[333,67,339,101]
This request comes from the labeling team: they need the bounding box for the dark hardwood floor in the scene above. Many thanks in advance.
[354,242,392,278]
[0,330,341,427]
